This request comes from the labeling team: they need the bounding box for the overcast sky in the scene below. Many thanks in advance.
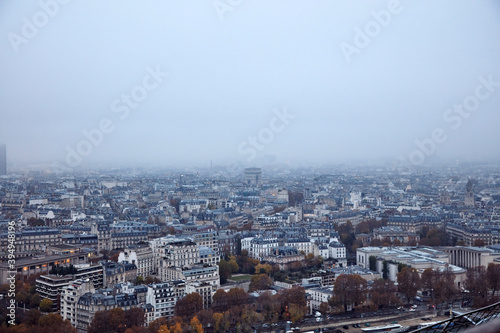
[1,1,499,169]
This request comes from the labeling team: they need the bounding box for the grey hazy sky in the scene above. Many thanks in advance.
[1,0,500,169]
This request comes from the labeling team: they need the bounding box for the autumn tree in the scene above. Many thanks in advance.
[370,278,399,310]
[88,308,128,333]
[473,239,485,247]
[240,307,263,332]
[280,286,307,309]
[158,326,171,333]
[149,318,169,333]
[212,312,229,333]
[397,267,421,305]
[175,293,203,321]
[38,313,77,333]
[212,288,249,312]
[433,266,457,307]
[194,309,213,328]
[170,322,183,333]
[355,219,386,234]
[319,302,330,316]
[465,266,489,307]
[421,268,438,300]
[255,291,281,323]
[124,307,145,329]
[190,316,203,333]
[288,303,306,323]
[486,263,500,299]
[330,274,367,312]
[23,308,42,326]
[249,274,272,292]
[420,228,448,246]
[170,198,181,213]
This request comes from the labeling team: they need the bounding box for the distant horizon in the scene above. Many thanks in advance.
[4,155,500,175]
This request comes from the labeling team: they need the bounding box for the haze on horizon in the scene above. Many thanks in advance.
[1,1,500,170]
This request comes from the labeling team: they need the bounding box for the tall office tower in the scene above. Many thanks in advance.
[0,144,6,176]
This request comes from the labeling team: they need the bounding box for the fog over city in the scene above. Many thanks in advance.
[1,1,500,169]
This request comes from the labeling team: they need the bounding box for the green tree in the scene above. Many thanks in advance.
[136,276,145,285]
[369,256,377,271]
[30,293,41,308]
[144,276,161,284]
[397,263,407,273]
[382,260,389,279]
[218,259,232,284]
[39,298,53,312]
[228,258,239,273]
[254,263,272,275]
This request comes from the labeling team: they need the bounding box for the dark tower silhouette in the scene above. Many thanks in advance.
[465,179,475,207]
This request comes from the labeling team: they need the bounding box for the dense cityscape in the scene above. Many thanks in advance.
[1,155,500,332]
[2,2,500,332]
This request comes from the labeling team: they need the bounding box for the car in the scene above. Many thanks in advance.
[409,308,416,312]
[342,325,349,329]
[411,305,418,308]
[397,306,403,310]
